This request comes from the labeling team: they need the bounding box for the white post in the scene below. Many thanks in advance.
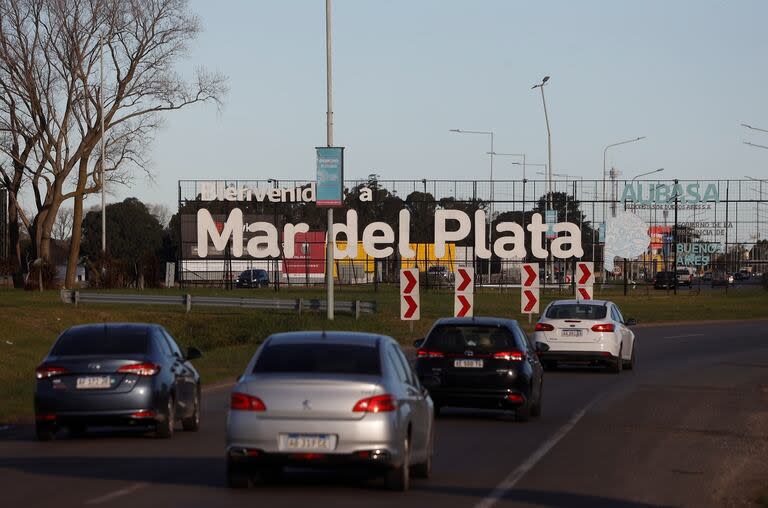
[325,0,335,320]
[99,35,106,256]
[488,132,493,283]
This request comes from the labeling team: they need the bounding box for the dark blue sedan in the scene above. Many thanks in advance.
[34,323,202,440]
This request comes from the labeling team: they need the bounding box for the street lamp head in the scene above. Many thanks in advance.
[637,136,647,141]
[542,75,550,84]
[449,129,461,133]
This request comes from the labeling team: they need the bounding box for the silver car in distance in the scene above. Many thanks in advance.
[226,331,434,491]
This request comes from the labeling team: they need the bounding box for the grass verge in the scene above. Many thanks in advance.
[1,286,766,423]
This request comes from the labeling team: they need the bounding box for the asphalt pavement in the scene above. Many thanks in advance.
[1,320,767,508]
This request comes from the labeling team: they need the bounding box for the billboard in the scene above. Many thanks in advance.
[180,213,278,259]
[316,147,344,207]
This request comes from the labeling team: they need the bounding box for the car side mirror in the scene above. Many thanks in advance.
[535,342,550,353]
[413,339,424,349]
[625,318,638,326]
[185,346,203,361]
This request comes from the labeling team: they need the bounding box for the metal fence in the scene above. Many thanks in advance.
[178,178,768,292]
[60,290,377,318]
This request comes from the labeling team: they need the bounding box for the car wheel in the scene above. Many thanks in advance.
[610,348,623,374]
[531,382,543,418]
[226,458,251,489]
[411,430,433,479]
[35,423,56,441]
[515,399,531,422]
[155,394,175,439]
[623,343,636,371]
[182,389,201,432]
[384,436,410,491]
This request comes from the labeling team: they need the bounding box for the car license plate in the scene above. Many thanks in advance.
[282,434,333,450]
[454,359,483,368]
[561,329,583,337]
[76,376,111,389]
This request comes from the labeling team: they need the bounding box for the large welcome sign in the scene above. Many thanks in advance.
[195,207,585,261]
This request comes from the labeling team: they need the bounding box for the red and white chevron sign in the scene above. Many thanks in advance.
[400,268,420,320]
[576,286,593,300]
[576,262,594,286]
[521,288,540,314]
[455,267,474,293]
[454,267,474,317]
[521,263,540,288]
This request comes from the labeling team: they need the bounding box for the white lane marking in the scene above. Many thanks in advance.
[473,406,591,508]
[85,482,148,505]
[664,333,705,339]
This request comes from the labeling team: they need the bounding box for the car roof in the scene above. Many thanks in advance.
[265,331,391,347]
[431,316,519,327]
[66,323,158,333]
[547,299,611,307]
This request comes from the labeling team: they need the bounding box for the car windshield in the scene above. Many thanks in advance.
[425,325,517,353]
[51,327,149,356]
[253,343,380,375]
[545,304,607,320]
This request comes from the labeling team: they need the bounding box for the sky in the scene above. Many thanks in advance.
[107,0,768,210]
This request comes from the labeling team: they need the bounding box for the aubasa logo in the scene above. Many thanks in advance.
[621,183,719,204]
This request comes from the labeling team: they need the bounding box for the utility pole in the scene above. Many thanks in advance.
[325,0,335,319]
[99,35,106,256]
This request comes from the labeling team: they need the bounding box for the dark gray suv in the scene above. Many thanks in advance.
[34,323,202,441]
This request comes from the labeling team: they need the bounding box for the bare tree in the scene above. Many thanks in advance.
[52,206,73,241]
[147,203,171,228]
[0,0,227,287]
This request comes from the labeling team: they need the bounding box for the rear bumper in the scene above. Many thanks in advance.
[226,412,406,467]
[226,448,396,470]
[34,379,163,424]
[35,409,164,427]
[538,350,619,364]
[425,387,528,409]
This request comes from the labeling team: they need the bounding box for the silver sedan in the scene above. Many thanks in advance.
[226,331,434,491]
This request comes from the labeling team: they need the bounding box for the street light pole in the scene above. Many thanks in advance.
[450,129,495,282]
[99,34,106,257]
[603,137,646,218]
[325,0,335,320]
[741,123,768,134]
[744,141,768,150]
[490,152,526,180]
[531,77,552,206]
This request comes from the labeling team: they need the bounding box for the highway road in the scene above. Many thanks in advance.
[1,320,767,508]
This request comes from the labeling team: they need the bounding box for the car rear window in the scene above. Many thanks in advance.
[253,343,380,375]
[424,325,518,353]
[545,304,607,320]
[51,327,150,356]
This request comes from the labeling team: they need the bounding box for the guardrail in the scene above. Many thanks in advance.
[60,290,376,319]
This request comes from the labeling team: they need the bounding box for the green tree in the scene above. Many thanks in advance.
[81,198,163,287]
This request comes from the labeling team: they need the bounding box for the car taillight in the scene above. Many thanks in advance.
[417,349,444,358]
[35,365,69,379]
[493,351,525,361]
[117,362,160,376]
[352,394,397,413]
[230,392,266,411]
[535,323,554,332]
[591,323,615,332]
